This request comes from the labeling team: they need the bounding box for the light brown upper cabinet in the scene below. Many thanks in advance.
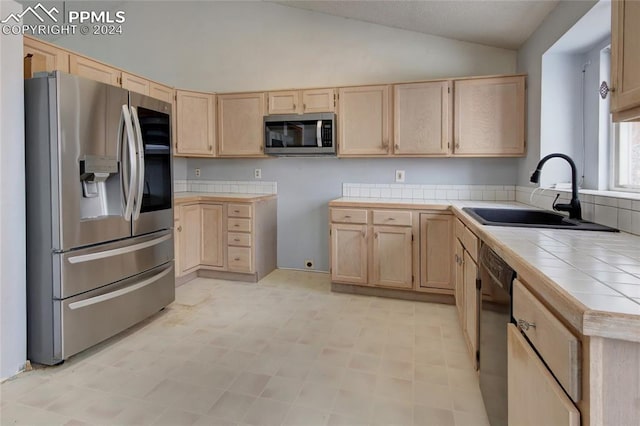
[453,76,526,156]
[611,0,640,120]
[394,81,451,156]
[268,88,336,115]
[217,92,267,157]
[338,85,392,156]
[121,72,150,96]
[149,82,174,103]
[69,55,121,86]
[23,36,69,74]
[175,90,216,157]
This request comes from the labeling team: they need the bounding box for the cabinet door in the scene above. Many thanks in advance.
[69,55,121,86]
[331,223,368,285]
[121,72,150,96]
[23,36,69,74]
[507,325,580,426]
[174,208,182,277]
[180,204,201,272]
[175,90,215,156]
[454,239,465,326]
[149,82,174,103]
[419,214,453,290]
[200,204,224,267]
[394,81,451,155]
[371,226,413,289]
[268,91,299,114]
[454,76,525,156]
[218,92,266,157]
[338,85,391,156]
[463,250,478,369]
[611,0,640,114]
[302,88,336,113]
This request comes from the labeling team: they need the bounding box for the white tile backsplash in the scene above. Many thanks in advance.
[174,180,277,195]
[341,184,517,202]
[516,185,640,237]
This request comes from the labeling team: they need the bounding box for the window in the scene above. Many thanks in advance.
[612,122,640,191]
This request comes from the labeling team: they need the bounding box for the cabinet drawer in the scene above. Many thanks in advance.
[372,210,412,226]
[330,208,368,224]
[228,247,252,272]
[228,218,252,232]
[228,204,252,218]
[228,232,251,247]
[463,226,479,261]
[512,279,581,402]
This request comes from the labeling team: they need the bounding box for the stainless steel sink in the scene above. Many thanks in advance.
[462,207,619,232]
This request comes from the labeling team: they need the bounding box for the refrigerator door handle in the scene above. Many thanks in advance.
[67,264,172,310]
[130,106,145,221]
[121,105,137,221]
[67,233,172,264]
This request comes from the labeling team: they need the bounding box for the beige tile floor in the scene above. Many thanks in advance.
[0,270,489,426]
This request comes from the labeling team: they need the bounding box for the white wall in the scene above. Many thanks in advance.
[517,0,598,186]
[0,0,27,380]
[51,1,522,271]
[54,1,516,92]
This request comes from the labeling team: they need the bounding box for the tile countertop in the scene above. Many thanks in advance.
[174,192,277,204]
[330,197,640,343]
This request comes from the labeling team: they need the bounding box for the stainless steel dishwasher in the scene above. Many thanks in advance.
[478,244,515,426]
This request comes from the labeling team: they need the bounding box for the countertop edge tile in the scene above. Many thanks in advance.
[175,192,277,204]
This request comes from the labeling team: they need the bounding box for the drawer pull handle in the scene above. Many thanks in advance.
[234,224,239,227]
[387,217,395,221]
[234,257,240,261]
[234,210,240,213]
[344,215,351,218]
[517,319,536,331]
[234,238,240,242]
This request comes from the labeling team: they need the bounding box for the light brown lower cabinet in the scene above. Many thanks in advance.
[463,250,478,368]
[179,203,202,273]
[330,223,368,285]
[419,213,453,290]
[454,238,465,326]
[507,324,580,426]
[371,225,412,289]
[175,197,276,282]
[200,204,224,267]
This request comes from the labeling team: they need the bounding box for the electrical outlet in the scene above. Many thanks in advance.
[254,168,262,179]
[304,259,314,269]
[195,168,201,177]
[395,170,405,183]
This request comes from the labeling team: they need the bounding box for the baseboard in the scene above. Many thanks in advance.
[331,282,455,304]
[198,269,258,283]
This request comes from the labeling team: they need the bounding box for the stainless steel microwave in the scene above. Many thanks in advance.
[264,113,336,155]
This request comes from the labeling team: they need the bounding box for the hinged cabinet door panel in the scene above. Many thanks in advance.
[338,85,391,156]
[507,324,580,426]
[268,91,299,114]
[394,81,451,155]
[175,90,215,156]
[611,0,640,114]
[201,204,224,267]
[302,88,336,113]
[371,226,412,289]
[24,36,69,74]
[69,55,121,86]
[420,214,453,289]
[331,223,368,284]
[454,76,525,156]
[463,251,478,369]
[218,93,266,156]
[180,204,201,272]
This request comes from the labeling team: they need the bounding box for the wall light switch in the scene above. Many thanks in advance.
[395,170,405,183]
[254,168,262,179]
[195,168,201,177]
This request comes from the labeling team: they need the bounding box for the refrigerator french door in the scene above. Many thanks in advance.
[25,72,175,365]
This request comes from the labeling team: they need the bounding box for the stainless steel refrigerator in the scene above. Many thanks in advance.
[25,71,175,365]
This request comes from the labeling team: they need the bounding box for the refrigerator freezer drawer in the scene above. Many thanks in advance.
[58,262,175,363]
[58,230,173,299]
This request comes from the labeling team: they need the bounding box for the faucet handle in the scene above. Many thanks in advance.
[551,193,561,210]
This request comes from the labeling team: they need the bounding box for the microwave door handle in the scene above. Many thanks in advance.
[317,120,322,147]
[130,106,145,221]
[121,105,137,222]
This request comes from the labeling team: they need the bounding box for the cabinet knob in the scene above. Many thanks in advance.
[361,230,366,238]
[293,104,296,110]
[208,145,213,151]
[374,232,378,239]
[516,319,536,331]
[177,225,182,232]
[455,143,460,149]
[395,144,399,151]
[303,103,306,110]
